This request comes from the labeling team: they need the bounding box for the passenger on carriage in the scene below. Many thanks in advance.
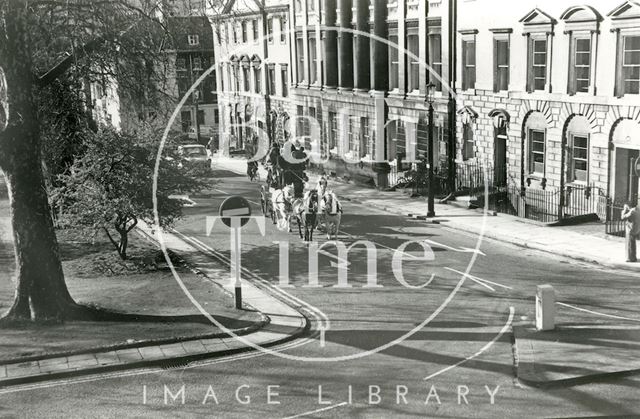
[265,142,280,188]
[316,176,328,198]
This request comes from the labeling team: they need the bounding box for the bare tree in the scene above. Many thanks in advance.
[0,0,179,322]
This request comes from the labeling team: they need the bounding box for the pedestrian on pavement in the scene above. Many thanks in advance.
[207,136,217,157]
[621,200,640,262]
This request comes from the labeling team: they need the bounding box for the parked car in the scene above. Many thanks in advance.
[177,144,211,173]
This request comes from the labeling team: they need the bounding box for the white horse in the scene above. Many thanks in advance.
[271,184,295,232]
[321,191,342,240]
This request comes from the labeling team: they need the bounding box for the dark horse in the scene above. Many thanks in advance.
[293,189,319,242]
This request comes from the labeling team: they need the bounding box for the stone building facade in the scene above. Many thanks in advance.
[212,0,292,154]
[287,0,455,188]
[169,16,219,144]
[456,0,640,213]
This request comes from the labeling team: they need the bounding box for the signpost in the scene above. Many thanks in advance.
[219,196,252,308]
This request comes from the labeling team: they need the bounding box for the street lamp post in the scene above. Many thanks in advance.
[189,54,201,144]
[426,82,436,218]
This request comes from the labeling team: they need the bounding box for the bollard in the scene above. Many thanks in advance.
[536,284,555,331]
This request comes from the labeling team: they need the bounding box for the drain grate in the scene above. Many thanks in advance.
[161,360,191,370]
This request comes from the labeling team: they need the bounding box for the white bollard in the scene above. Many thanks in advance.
[536,284,555,331]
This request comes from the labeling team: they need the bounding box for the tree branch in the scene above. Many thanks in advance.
[125,216,138,233]
[35,0,165,87]
[103,226,120,253]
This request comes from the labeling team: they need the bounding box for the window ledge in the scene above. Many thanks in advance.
[566,181,588,187]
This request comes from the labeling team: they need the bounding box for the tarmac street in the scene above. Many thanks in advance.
[1,159,640,417]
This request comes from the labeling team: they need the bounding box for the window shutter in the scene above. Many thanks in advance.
[614,30,624,98]
[462,41,467,90]
[526,35,534,93]
[565,136,573,183]
[567,33,576,96]
[493,39,498,93]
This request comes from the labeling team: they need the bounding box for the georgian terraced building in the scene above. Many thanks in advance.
[456,0,640,222]
[210,0,640,227]
[287,0,456,188]
[212,0,292,153]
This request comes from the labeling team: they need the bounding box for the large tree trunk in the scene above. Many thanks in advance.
[0,3,79,321]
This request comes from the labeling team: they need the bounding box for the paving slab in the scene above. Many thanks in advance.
[138,346,165,360]
[95,352,121,366]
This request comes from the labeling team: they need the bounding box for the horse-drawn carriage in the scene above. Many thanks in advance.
[258,164,342,241]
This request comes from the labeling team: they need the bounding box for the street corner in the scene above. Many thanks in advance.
[513,324,640,388]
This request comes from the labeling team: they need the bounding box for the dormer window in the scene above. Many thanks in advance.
[520,8,557,93]
[188,34,199,46]
[609,1,640,96]
[561,5,602,95]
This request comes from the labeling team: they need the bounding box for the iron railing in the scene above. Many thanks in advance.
[605,198,627,237]
[476,184,518,216]
[456,159,495,200]
[522,186,560,222]
[561,184,604,219]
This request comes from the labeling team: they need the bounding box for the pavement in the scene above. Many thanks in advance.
[0,218,309,387]
[210,154,640,388]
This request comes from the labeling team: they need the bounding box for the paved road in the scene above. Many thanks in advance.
[2,169,640,418]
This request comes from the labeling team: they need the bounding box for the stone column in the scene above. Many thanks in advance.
[339,0,353,90]
[354,0,370,91]
[371,0,388,91]
[324,0,338,89]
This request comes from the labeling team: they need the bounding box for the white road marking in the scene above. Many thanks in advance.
[182,233,331,331]
[319,325,327,348]
[282,402,348,419]
[444,267,495,292]
[424,239,486,256]
[445,268,512,291]
[556,302,640,323]
[423,306,515,381]
[339,231,419,260]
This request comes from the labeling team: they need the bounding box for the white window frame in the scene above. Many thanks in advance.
[622,34,640,95]
[188,34,200,46]
[568,133,589,184]
[461,37,476,91]
[528,128,546,176]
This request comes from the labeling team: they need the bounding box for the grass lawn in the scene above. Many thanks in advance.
[0,199,263,361]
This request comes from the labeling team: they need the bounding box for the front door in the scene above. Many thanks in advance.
[614,147,640,204]
[494,126,507,187]
[628,153,640,203]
